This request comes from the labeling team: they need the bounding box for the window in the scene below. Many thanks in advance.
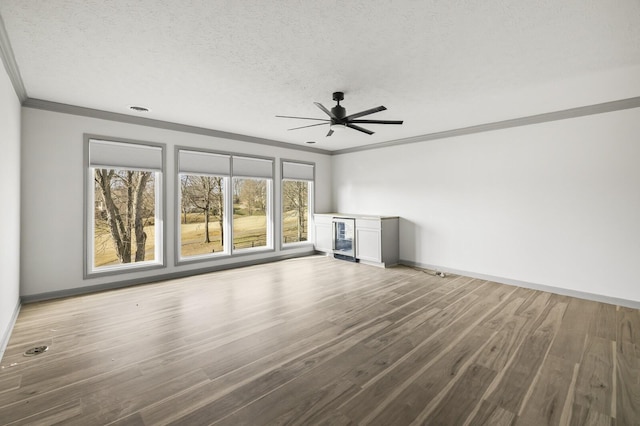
[232,156,273,251]
[281,161,314,246]
[86,138,164,276]
[178,150,230,260]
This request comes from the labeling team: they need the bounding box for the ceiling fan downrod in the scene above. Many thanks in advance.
[331,92,346,120]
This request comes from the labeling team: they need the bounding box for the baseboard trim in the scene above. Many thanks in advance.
[22,251,315,304]
[0,299,21,362]
[399,259,640,309]
[21,254,639,308]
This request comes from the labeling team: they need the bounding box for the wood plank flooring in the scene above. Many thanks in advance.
[1,256,638,425]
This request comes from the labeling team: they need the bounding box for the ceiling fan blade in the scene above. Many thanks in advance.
[346,123,374,135]
[276,115,330,122]
[314,102,337,119]
[348,119,403,125]
[326,129,334,137]
[344,105,386,120]
[287,122,330,131]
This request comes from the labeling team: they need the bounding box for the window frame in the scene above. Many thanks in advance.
[230,154,275,254]
[175,147,232,265]
[177,174,231,262]
[175,149,276,263]
[83,135,166,278]
[280,159,315,249]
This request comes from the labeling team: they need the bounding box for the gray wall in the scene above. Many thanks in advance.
[0,62,21,357]
[333,108,640,306]
[19,107,332,298]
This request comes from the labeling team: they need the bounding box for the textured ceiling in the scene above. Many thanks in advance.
[1,0,639,151]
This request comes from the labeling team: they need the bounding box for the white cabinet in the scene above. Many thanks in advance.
[355,219,381,263]
[314,214,399,268]
[313,214,333,253]
[356,217,399,267]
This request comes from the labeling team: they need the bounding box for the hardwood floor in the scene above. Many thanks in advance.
[1,256,638,425]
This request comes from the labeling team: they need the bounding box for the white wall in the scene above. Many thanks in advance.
[20,107,332,297]
[0,63,21,357]
[332,108,640,304]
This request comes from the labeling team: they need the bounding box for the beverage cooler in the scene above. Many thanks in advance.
[332,217,357,262]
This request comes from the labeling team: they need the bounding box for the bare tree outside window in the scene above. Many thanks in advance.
[282,180,308,244]
[233,177,268,249]
[93,169,156,267]
[179,175,225,256]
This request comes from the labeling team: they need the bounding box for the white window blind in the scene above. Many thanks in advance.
[179,150,230,175]
[232,156,273,178]
[282,161,314,181]
[89,139,162,171]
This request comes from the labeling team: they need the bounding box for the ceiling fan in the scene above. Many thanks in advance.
[276,92,403,137]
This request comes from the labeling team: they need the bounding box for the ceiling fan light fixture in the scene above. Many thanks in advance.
[330,123,347,132]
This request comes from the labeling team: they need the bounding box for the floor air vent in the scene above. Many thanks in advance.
[24,345,49,356]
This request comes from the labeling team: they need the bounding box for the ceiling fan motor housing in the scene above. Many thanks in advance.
[331,105,346,120]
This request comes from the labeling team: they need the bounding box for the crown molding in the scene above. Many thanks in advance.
[332,96,640,155]
[0,13,27,102]
[22,98,332,155]
[21,95,640,157]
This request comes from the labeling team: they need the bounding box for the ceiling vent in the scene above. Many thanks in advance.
[128,105,150,113]
[24,345,49,356]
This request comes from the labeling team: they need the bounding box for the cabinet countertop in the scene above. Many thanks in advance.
[314,213,399,220]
